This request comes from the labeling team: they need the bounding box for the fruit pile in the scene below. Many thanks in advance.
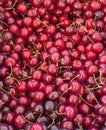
[0,0,106,129]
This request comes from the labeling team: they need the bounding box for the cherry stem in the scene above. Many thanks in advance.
[60,86,71,97]
[36,111,43,123]
[57,66,72,70]
[10,40,14,46]
[19,71,31,79]
[77,94,94,107]
[91,92,100,105]
[47,111,56,128]
[32,43,40,55]
[6,0,17,10]
[71,75,79,81]
[86,35,94,44]
[90,85,102,90]
[0,29,8,35]
[82,0,91,5]
[0,21,8,27]
[93,74,100,88]
[0,86,17,100]
[22,115,33,124]
[8,65,13,77]
[56,22,63,27]
[78,123,84,130]
[55,110,65,115]
[99,69,103,84]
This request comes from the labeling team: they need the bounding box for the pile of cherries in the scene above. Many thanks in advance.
[0,0,106,129]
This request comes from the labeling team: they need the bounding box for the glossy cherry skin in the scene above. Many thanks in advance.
[27,79,39,91]
[69,80,81,94]
[65,106,78,119]
[33,91,45,103]
[62,120,73,130]
[79,103,91,115]
[14,115,26,128]
[30,123,44,130]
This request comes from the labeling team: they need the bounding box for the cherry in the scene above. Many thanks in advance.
[32,70,43,80]
[50,125,59,130]
[83,116,93,127]
[86,51,96,61]
[48,47,58,54]
[69,80,81,94]
[2,44,12,53]
[45,85,55,95]
[68,94,79,106]
[62,120,73,130]
[14,105,25,115]
[18,96,29,106]
[14,115,26,128]
[50,52,60,63]
[88,125,99,130]
[0,124,9,130]
[21,49,32,60]
[34,104,43,114]
[9,99,17,109]
[43,74,53,84]
[33,91,45,103]
[93,42,103,53]
[30,123,44,130]
[71,50,80,59]
[17,80,27,92]
[72,60,82,70]
[20,27,30,38]
[59,83,69,96]
[73,1,82,10]
[74,113,83,125]
[100,95,106,104]
[5,112,14,124]
[48,91,59,100]
[94,10,104,20]
[99,55,106,63]
[8,23,18,34]
[0,0,106,129]
[25,111,35,122]
[47,64,57,75]
[87,65,98,75]
[3,31,13,41]
[79,103,91,115]
[27,79,39,91]
[16,2,27,13]
[96,115,105,125]
[101,84,106,94]
[45,100,55,112]
[92,32,103,41]
[65,106,78,119]
[62,71,73,81]
[77,69,87,81]
[90,1,101,11]
[54,39,65,50]
[71,34,81,44]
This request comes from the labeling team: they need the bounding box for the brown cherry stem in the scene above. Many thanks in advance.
[78,123,84,130]
[77,94,94,107]
[87,35,94,44]
[36,111,43,123]
[91,92,100,105]
[0,21,8,27]
[93,74,100,88]
[0,86,17,100]
[47,111,57,128]
[6,0,17,10]
[22,115,33,124]
[99,69,103,84]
